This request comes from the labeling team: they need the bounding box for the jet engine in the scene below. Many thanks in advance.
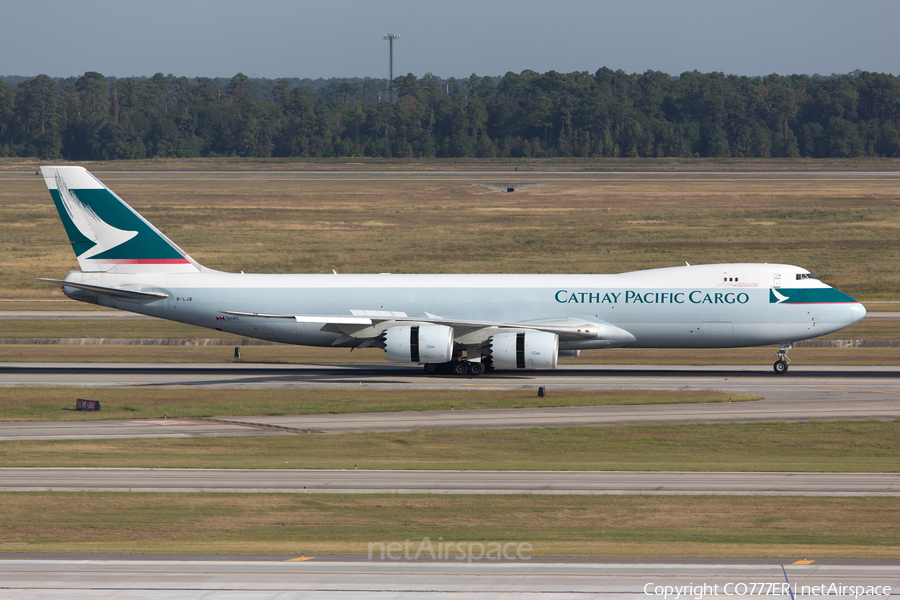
[488,330,559,370]
[384,324,455,364]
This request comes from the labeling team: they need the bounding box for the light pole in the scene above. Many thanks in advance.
[383,33,399,102]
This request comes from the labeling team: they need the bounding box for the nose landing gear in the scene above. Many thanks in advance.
[773,342,792,374]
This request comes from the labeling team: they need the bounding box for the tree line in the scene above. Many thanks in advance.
[1,68,899,160]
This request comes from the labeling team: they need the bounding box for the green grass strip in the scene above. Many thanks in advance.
[0,387,756,422]
[2,421,897,472]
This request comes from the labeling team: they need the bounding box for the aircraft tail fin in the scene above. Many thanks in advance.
[41,166,203,274]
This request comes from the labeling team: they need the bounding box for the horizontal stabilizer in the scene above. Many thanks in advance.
[37,278,169,300]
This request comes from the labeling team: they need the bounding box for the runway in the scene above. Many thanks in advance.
[1,468,898,496]
[1,557,897,599]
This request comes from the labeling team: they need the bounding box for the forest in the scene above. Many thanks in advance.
[1,68,899,160]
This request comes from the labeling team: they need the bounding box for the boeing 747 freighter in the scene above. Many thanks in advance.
[39,167,865,375]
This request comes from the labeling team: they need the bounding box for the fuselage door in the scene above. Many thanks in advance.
[702,321,734,347]
[773,273,782,288]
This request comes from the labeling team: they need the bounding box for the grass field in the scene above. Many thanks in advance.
[1,493,897,557]
[2,163,899,300]
[0,387,753,422]
[0,421,895,472]
[2,159,898,559]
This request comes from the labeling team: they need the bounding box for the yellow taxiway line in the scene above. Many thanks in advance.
[806,385,900,395]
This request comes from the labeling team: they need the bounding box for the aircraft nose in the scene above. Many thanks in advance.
[849,302,867,324]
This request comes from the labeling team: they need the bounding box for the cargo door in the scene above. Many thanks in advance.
[702,321,734,347]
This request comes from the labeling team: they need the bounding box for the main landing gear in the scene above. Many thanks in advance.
[773,342,792,374]
[423,360,489,377]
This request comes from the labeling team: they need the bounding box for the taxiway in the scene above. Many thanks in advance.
[1,557,897,599]
[1,468,898,496]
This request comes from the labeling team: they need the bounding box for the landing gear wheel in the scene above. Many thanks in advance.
[451,362,468,376]
[423,363,437,374]
[773,342,792,375]
[468,362,485,376]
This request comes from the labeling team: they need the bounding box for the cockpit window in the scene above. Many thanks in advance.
[795,273,818,280]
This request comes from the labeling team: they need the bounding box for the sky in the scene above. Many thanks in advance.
[2,0,898,80]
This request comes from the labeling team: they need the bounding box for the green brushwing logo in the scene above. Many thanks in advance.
[769,288,856,304]
[50,174,185,262]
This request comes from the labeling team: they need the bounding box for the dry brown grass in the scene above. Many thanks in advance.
[2,170,899,300]
[2,421,894,473]
[0,493,897,557]
[0,387,749,422]
[820,320,900,338]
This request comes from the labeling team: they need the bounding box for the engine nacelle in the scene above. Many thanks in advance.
[489,330,559,370]
[384,324,454,364]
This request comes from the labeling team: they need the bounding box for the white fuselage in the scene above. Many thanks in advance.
[60,263,865,351]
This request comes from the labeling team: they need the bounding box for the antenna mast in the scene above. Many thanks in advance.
[383,33,400,102]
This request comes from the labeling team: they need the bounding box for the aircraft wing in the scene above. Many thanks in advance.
[220,310,634,343]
